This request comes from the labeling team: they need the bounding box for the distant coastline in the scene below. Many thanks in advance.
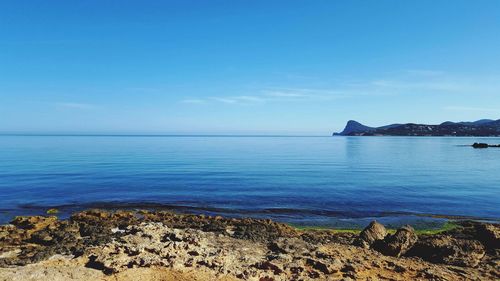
[334,119,500,137]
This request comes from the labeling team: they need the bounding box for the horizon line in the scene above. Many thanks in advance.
[0,133,331,137]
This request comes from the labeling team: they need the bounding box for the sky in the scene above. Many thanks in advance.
[1,0,500,135]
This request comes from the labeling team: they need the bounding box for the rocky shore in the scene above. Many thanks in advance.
[0,210,498,280]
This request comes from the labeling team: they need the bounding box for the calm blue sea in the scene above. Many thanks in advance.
[0,135,499,228]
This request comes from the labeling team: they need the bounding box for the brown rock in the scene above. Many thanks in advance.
[373,225,417,257]
[1,211,498,281]
[252,261,283,275]
[475,223,500,250]
[305,258,341,274]
[0,224,26,246]
[408,235,486,267]
[356,221,387,248]
[267,237,313,257]
[10,216,57,232]
[141,211,298,242]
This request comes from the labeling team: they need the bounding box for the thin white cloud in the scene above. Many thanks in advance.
[443,106,499,112]
[265,91,307,98]
[210,95,265,104]
[180,99,205,104]
[370,79,465,92]
[184,87,365,106]
[406,69,445,76]
[55,102,96,110]
[211,97,239,104]
[269,87,343,95]
[126,87,160,93]
[234,95,266,103]
[263,88,347,100]
[370,71,500,94]
[180,71,500,106]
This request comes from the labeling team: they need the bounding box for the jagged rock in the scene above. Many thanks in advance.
[305,258,341,274]
[252,261,283,275]
[140,211,298,242]
[373,225,417,257]
[443,221,500,251]
[267,237,314,257]
[10,216,57,232]
[85,222,267,276]
[0,224,26,246]
[230,218,297,241]
[71,210,139,229]
[0,211,499,280]
[475,223,500,249]
[301,230,356,245]
[408,235,486,267]
[355,221,387,248]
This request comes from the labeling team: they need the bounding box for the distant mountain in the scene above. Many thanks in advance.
[336,120,375,135]
[440,119,494,126]
[333,119,500,136]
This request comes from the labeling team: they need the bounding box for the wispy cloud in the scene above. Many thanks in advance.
[405,69,445,76]
[370,79,464,92]
[443,106,500,113]
[181,85,383,106]
[369,71,500,94]
[205,88,345,105]
[233,95,266,103]
[126,87,160,93]
[180,99,205,104]
[55,102,96,110]
[265,91,308,98]
[210,96,266,104]
[210,97,239,104]
[264,88,343,98]
[180,70,500,106]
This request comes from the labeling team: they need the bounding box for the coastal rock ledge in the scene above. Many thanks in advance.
[0,210,498,281]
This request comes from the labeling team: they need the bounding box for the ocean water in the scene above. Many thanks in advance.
[0,135,499,228]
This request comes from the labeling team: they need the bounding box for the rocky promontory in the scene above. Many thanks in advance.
[0,210,498,280]
[333,119,500,136]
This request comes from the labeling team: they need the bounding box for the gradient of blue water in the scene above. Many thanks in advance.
[0,136,499,227]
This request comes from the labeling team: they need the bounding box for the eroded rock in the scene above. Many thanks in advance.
[475,223,500,250]
[10,216,57,232]
[408,235,485,267]
[0,211,499,281]
[373,225,417,257]
[355,220,387,248]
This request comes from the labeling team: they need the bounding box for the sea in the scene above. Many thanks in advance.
[0,135,499,229]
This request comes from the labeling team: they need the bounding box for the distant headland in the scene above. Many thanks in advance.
[334,119,500,136]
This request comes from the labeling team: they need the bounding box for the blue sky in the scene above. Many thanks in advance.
[1,1,499,135]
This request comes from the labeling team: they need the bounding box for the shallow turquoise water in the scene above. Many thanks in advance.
[0,136,499,228]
